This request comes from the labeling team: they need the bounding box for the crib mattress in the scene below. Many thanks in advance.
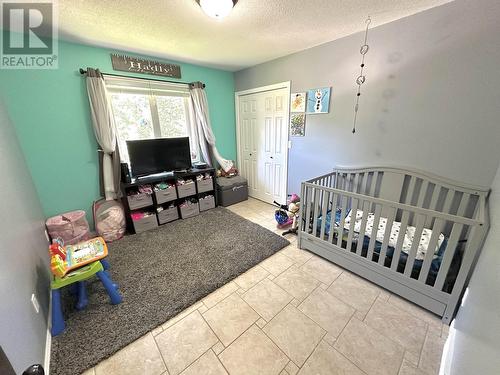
[343,210,444,260]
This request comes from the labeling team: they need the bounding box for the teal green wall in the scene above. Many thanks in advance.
[0,40,236,219]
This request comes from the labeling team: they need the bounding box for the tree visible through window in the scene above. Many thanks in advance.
[106,78,198,164]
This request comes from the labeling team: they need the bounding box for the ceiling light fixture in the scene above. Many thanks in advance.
[196,0,238,19]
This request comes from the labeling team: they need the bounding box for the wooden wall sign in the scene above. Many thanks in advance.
[110,53,181,78]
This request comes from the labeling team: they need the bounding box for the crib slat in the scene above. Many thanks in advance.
[369,172,379,196]
[406,176,416,204]
[300,182,306,233]
[417,180,429,208]
[357,173,365,194]
[305,187,313,234]
[346,173,352,192]
[352,173,360,194]
[336,195,348,247]
[391,210,410,271]
[319,190,330,240]
[379,207,396,266]
[442,188,455,214]
[346,198,359,252]
[428,184,441,210]
[312,188,321,236]
[364,172,372,195]
[434,222,463,290]
[328,192,338,243]
[367,204,382,260]
[457,193,470,216]
[356,201,370,256]
[418,218,445,283]
[403,214,426,276]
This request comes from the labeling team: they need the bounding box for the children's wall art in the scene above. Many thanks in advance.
[290,114,306,137]
[290,92,306,112]
[306,87,331,114]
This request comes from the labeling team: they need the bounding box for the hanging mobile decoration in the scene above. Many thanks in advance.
[352,16,371,134]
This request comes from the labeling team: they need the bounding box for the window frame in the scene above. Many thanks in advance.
[104,76,199,162]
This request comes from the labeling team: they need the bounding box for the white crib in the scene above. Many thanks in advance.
[298,166,490,324]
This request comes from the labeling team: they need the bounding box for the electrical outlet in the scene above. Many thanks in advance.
[31,293,40,314]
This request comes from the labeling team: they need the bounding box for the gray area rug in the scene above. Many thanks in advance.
[50,207,289,375]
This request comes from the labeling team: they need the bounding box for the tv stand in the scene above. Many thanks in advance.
[121,167,217,234]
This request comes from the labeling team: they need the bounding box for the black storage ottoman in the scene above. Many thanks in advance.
[216,176,248,207]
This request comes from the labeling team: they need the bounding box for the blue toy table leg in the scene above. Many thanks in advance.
[75,281,88,311]
[51,289,65,336]
[96,271,122,305]
[101,258,110,271]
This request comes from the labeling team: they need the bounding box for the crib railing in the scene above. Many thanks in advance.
[299,170,489,324]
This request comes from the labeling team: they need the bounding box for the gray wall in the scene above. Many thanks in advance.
[441,162,500,374]
[234,0,500,195]
[0,102,50,373]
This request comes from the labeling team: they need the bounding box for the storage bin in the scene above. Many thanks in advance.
[157,206,179,224]
[199,195,216,212]
[177,182,196,198]
[127,193,153,210]
[155,186,177,204]
[216,176,248,207]
[46,210,90,245]
[180,203,200,219]
[132,214,158,233]
[197,177,214,193]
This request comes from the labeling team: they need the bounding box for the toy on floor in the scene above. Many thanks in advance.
[48,237,108,277]
[50,259,122,336]
[273,193,301,236]
[48,236,122,336]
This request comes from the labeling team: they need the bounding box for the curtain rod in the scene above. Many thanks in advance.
[78,68,205,88]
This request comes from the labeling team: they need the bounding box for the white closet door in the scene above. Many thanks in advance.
[239,94,259,196]
[238,87,288,204]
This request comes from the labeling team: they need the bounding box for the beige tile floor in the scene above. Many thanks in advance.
[81,198,448,375]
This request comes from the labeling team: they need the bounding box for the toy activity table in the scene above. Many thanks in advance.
[50,237,122,336]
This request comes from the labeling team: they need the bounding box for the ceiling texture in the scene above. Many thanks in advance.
[58,0,453,71]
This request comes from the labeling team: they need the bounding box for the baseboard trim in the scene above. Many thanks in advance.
[44,292,51,375]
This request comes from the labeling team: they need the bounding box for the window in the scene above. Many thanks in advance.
[105,76,198,164]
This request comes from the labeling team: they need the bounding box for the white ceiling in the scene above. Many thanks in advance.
[58,0,453,71]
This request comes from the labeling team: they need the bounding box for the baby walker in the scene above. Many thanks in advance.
[273,193,301,236]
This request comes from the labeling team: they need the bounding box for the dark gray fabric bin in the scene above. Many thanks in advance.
[155,186,177,204]
[180,203,200,219]
[197,177,214,193]
[132,214,158,233]
[127,193,153,210]
[177,182,196,198]
[199,195,216,211]
[216,176,248,207]
[157,207,179,224]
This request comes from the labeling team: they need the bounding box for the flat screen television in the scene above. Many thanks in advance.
[127,137,192,177]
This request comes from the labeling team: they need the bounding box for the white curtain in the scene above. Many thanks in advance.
[189,82,233,172]
[86,68,119,200]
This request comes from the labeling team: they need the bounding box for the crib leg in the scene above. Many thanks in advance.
[76,281,88,311]
[51,289,65,336]
[96,271,122,305]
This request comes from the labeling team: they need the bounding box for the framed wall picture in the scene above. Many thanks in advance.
[306,87,331,114]
[290,114,306,137]
[290,92,306,112]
